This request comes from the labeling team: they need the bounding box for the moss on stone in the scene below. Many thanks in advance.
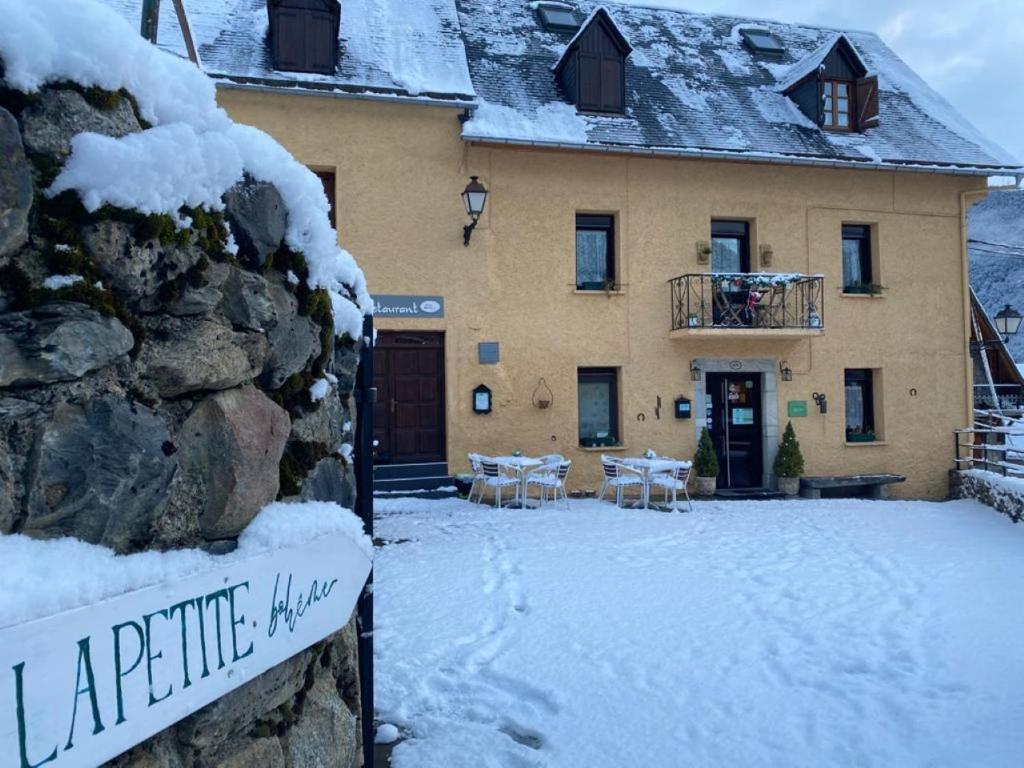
[277,439,331,500]
[28,151,63,189]
[156,254,209,303]
[182,206,231,262]
[81,85,122,111]
[36,190,90,249]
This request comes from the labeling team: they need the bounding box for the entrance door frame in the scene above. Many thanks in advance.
[694,357,779,488]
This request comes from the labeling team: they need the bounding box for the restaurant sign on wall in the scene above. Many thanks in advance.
[372,294,445,318]
[0,533,371,768]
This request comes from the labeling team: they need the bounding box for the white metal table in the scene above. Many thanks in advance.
[620,457,692,509]
[494,456,544,508]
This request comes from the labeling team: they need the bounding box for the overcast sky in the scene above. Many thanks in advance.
[619,0,1024,165]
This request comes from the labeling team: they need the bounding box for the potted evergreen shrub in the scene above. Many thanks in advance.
[694,427,719,496]
[773,421,805,496]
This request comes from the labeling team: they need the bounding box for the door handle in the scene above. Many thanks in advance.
[390,398,396,414]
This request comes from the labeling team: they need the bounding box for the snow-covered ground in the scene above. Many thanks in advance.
[375,497,1024,767]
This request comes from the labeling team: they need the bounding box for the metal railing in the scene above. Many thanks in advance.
[973,384,1024,411]
[954,411,1024,477]
[669,273,825,331]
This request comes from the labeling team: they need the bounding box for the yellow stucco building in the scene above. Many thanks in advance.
[121,0,1022,499]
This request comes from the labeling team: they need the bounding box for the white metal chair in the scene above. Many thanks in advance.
[466,453,487,503]
[479,458,520,508]
[597,456,644,507]
[526,460,572,509]
[649,462,694,512]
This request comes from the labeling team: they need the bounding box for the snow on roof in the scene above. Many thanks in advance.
[99,0,475,104]
[1,0,371,337]
[457,0,1021,174]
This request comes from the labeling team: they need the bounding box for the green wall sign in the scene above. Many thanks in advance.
[787,400,808,418]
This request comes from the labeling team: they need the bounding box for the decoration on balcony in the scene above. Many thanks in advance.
[759,243,774,267]
[807,305,822,328]
[779,361,793,382]
[643,448,657,459]
[696,240,711,264]
[714,273,811,289]
[532,377,554,409]
[461,175,488,246]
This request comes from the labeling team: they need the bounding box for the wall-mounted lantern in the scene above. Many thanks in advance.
[690,361,702,382]
[461,176,488,247]
[994,304,1022,340]
[812,392,828,414]
[472,384,492,414]
[779,360,793,382]
[759,243,774,267]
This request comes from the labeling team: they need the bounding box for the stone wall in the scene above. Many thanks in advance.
[1,81,363,766]
[949,469,1024,523]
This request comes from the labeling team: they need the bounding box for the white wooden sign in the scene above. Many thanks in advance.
[0,533,371,768]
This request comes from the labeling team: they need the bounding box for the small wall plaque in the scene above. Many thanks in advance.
[788,400,808,418]
[478,342,500,364]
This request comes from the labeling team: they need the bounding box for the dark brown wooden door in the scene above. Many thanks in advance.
[373,332,445,464]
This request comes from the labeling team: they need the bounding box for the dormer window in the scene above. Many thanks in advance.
[267,0,340,75]
[779,35,879,133]
[552,7,632,114]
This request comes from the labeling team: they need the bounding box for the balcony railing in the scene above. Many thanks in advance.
[974,384,1024,411]
[670,273,825,333]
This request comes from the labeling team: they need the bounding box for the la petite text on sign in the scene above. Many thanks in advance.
[0,533,371,768]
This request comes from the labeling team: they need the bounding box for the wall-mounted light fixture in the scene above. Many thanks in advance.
[759,243,774,267]
[461,176,488,246]
[994,304,1022,341]
[812,392,828,414]
[690,361,702,382]
[472,384,492,414]
[779,360,793,382]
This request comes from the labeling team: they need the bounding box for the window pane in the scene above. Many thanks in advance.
[824,111,833,126]
[837,83,849,97]
[579,379,613,440]
[711,237,743,273]
[838,97,849,111]
[824,94,833,108]
[576,230,609,288]
[845,382,865,431]
[842,239,864,288]
[838,112,849,127]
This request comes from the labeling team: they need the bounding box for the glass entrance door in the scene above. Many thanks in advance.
[706,372,764,489]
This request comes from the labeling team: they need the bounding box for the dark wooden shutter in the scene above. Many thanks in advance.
[855,75,879,130]
[272,7,305,71]
[306,8,337,74]
[600,57,623,112]
[578,54,602,111]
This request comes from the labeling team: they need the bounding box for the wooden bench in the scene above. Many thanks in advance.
[799,474,906,500]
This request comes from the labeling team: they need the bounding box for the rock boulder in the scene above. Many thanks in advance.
[20,88,141,162]
[178,386,290,538]
[0,302,134,387]
[22,397,177,552]
[0,106,32,258]
[223,178,287,267]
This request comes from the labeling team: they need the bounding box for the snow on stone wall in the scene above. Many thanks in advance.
[950,469,1024,524]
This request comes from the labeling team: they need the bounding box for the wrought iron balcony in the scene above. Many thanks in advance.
[669,273,825,337]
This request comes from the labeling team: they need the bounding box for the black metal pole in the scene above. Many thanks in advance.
[354,313,376,768]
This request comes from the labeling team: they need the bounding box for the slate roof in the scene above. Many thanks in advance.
[101,0,476,104]
[456,0,1022,175]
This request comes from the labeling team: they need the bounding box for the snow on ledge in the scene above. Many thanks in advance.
[462,100,589,145]
[0,0,371,339]
[0,501,372,630]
